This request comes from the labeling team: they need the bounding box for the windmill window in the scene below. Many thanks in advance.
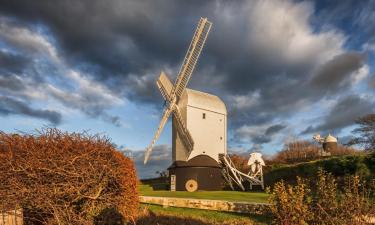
[202,113,206,119]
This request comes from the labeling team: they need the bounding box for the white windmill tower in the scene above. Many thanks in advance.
[144,18,228,191]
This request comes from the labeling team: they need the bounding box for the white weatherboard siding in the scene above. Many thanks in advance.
[186,106,226,162]
[173,89,227,162]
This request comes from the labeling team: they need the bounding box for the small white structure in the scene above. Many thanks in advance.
[221,152,265,191]
[248,153,265,189]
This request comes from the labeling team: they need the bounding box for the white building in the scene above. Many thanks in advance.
[172,89,227,162]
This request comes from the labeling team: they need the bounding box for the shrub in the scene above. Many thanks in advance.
[267,178,313,225]
[268,169,375,225]
[0,128,138,224]
[265,154,374,186]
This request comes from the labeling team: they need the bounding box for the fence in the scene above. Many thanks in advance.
[0,209,23,225]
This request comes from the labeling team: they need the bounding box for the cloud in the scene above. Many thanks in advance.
[0,50,30,76]
[131,145,171,179]
[369,75,375,88]
[45,70,124,126]
[0,96,61,124]
[265,124,286,136]
[301,95,374,134]
[235,123,286,145]
[0,0,373,150]
[0,18,124,126]
[0,18,59,61]
[309,52,366,92]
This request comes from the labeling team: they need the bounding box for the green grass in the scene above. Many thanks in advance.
[139,184,269,203]
[141,203,271,225]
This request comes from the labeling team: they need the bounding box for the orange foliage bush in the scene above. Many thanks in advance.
[0,128,138,224]
[268,169,375,225]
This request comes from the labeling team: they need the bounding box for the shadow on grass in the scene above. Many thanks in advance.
[133,211,211,225]
[132,205,273,225]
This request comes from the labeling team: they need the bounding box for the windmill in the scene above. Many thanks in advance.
[144,18,264,192]
[144,17,213,163]
[313,133,337,156]
[144,17,228,192]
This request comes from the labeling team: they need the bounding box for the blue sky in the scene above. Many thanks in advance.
[0,0,374,178]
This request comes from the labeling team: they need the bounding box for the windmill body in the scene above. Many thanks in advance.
[173,89,227,162]
[170,89,227,191]
[156,70,227,191]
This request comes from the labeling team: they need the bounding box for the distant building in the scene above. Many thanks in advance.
[322,134,338,153]
[313,133,338,156]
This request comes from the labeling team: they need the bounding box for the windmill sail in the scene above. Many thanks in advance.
[172,18,212,98]
[144,17,212,164]
[144,107,173,164]
[173,107,194,153]
[156,72,194,154]
[156,71,173,102]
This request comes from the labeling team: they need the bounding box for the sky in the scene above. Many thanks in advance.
[0,0,374,178]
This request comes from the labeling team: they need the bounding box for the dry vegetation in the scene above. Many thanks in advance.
[348,114,375,151]
[273,141,358,164]
[267,169,375,225]
[0,128,138,224]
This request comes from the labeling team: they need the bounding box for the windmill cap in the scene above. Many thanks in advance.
[325,134,337,143]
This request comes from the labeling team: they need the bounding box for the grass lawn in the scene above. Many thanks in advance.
[139,203,272,225]
[139,184,269,203]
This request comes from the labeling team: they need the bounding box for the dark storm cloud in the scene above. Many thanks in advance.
[0,75,25,92]
[309,52,365,92]
[0,51,30,76]
[236,123,286,145]
[369,74,375,88]
[301,95,374,134]
[228,51,366,129]
[0,96,62,124]
[132,144,171,178]
[0,0,373,142]
[265,124,286,136]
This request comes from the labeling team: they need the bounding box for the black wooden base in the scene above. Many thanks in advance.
[168,155,224,191]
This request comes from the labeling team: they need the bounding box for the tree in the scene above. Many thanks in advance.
[229,154,250,173]
[348,114,375,151]
[273,140,320,163]
[273,140,357,164]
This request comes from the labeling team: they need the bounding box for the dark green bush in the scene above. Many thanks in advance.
[265,154,374,187]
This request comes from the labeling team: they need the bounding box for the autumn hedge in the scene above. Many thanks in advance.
[0,128,138,224]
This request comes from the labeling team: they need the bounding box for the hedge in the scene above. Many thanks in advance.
[265,153,375,187]
[0,128,138,224]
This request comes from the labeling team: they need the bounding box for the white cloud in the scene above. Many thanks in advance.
[362,42,375,52]
[230,91,260,110]
[0,17,59,61]
[351,64,369,84]
[246,0,345,66]
[0,18,125,126]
